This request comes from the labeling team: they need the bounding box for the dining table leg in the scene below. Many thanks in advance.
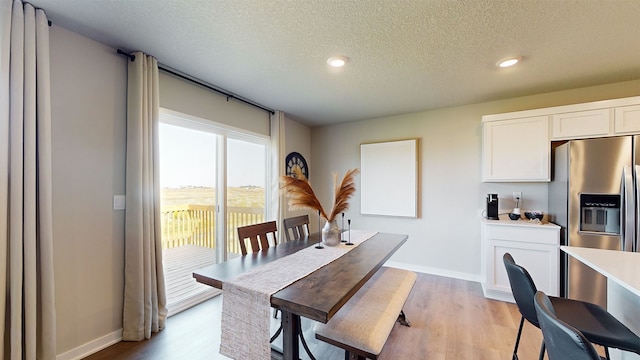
[280,310,300,360]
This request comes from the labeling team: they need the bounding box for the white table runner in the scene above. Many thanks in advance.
[220,230,378,360]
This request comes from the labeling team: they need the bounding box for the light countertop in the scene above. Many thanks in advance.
[482,214,560,229]
[561,246,640,298]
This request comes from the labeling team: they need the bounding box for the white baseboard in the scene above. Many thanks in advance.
[481,284,516,303]
[56,329,122,360]
[56,289,221,360]
[56,263,481,360]
[384,260,482,283]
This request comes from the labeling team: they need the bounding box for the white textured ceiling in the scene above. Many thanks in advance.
[27,0,640,126]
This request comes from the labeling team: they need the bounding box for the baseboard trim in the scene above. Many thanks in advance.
[56,329,122,360]
[56,290,223,360]
[482,285,516,303]
[384,260,482,283]
[56,263,481,360]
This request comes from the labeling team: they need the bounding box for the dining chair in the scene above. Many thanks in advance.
[534,291,604,360]
[236,221,278,255]
[283,215,310,241]
[277,215,310,324]
[503,252,640,360]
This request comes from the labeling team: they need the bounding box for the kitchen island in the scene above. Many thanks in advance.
[562,246,640,360]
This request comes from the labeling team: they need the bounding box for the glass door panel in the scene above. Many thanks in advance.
[226,138,267,259]
[159,122,219,315]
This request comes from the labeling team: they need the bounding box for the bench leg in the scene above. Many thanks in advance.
[345,351,366,360]
[397,310,411,327]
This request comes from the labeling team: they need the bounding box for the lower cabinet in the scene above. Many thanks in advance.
[481,219,560,302]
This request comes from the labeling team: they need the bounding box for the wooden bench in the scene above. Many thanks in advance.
[314,267,417,360]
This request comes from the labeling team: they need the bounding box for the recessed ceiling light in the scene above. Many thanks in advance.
[327,55,349,68]
[497,56,522,68]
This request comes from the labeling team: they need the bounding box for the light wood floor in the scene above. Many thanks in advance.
[82,273,549,360]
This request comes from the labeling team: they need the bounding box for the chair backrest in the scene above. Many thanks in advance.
[236,221,278,255]
[503,252,540,327]
[534,291,602,360]
[283,215,310,242]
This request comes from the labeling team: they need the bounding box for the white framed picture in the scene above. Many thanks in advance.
[360,139,418,218]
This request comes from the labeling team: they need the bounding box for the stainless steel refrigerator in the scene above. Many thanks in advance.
[549,136,639,308]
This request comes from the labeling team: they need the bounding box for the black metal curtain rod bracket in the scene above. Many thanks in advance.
[116,49,135,62]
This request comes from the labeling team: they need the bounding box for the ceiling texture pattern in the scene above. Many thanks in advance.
[28,0,640,126]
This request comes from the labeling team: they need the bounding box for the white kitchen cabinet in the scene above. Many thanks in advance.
[550,104,640,139]
[614,104,640,135]
[482,96,640,182]
[551,109,611,140]
[482,115,550,182]
[481,218,560,303]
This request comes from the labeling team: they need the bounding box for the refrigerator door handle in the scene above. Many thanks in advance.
[622,165,634,252]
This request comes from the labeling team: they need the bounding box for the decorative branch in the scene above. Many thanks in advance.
[327,168,359,222]
[281,167,359,222]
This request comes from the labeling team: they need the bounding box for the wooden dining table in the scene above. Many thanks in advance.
[192,231,408,360]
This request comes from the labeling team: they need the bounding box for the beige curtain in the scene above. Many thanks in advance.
[0,0,56,359]
[270,111,285,243]
[122,51,168,341]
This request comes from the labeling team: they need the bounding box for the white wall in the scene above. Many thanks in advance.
[159,71,270,136]
[48,25,282,358]
[282,116,316,231]
[310,80,640,280]
[50,25,127,356]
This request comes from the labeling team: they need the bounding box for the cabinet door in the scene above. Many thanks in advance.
[482,116,549,182]
[614,105,640,135]
[487,239,559,298]
[551,109,611,140]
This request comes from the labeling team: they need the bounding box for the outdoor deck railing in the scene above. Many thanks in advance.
[160,205,264,255]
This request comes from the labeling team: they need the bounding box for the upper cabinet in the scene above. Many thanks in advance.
[550,102,640,140]
[482,116,550,182]
[614,104,640,135]
[551,109,611,140]
[482,96,640,183]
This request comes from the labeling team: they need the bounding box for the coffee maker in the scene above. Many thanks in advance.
[486,194,499,220]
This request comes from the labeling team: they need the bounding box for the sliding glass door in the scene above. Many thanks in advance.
[158,111,270,314]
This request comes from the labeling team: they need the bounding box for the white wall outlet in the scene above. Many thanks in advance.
[113,195,126,210]
[512,191,522,202]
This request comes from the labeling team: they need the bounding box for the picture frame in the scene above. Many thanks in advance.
[360,139,418,218]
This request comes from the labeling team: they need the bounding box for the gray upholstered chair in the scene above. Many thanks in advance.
[534,291,603,360]
[503,253,640,360]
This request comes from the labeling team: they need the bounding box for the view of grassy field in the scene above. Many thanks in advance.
[160,186,266,252]
[161,186,265,208]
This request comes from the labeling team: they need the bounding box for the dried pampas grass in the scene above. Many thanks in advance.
[281,167,359,222]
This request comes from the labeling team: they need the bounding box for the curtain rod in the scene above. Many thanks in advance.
[116,49,275,115]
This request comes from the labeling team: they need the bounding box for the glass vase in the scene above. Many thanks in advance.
[321,220,341,246]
